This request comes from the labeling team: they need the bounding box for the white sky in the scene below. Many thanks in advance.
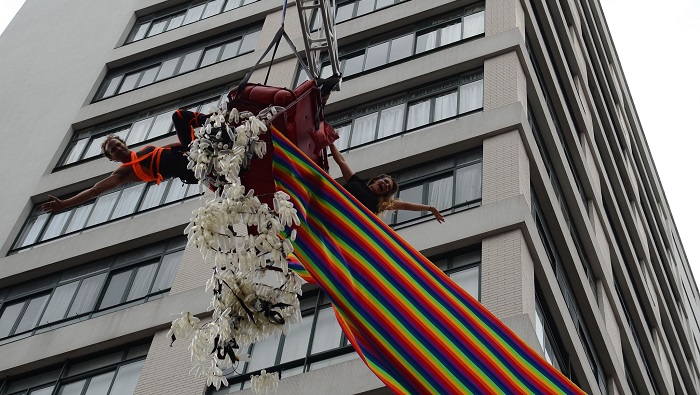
[1,0,698,287]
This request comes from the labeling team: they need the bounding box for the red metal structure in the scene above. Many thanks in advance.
[227,80,338,206]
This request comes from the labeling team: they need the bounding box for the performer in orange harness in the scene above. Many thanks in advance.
[42,111,205,213]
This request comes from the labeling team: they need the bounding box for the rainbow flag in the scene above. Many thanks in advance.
[272,127,584,394]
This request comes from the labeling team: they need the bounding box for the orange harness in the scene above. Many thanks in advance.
[174,109,204,141]
[121,146,168,184]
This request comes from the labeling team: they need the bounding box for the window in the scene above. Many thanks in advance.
[327,70,483,151]
[0,342,149,395]
[388,148,482,225]
[309,0,408,30]
[532,193,607,394]
[534,294,569,377]
[0,237,184,343]
[97,25,261,101]
[212,289,358,393]
[432,248,481,300]
[297,4,484,86]
[125,0,261,44]
[615,279,660,393]
[12,179,198,251]
[528,108,596,298]
[212,246,480,393]
[59,87,230,168]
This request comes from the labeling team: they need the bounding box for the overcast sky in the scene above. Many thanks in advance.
[1,0,698,287]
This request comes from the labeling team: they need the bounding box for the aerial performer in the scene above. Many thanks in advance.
[42,107,443,224]
[41,110,208,213]
[328,143,444,222]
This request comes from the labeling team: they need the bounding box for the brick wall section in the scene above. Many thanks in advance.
[597,281,622,364]
[481,229,536,330]
[134,328,207,395]
[170,243,210,295]
[482,130,530,208]
[483,51,527,111]
[170,222,249,295]
[249,7,301,88]
[485,0,525,39]
[250,57,298,89]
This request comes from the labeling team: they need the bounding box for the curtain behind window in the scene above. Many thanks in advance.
[378,104,405,138]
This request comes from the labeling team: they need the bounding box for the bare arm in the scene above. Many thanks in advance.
[391,200,445,223]
[42,167,137,213]
[329,143,355,181]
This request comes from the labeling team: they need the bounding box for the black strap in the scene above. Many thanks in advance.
[236,29,315,98]
[235,26,286,98]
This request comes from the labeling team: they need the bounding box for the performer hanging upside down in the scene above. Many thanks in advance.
[43,110,208,213]
[328,144,445,222]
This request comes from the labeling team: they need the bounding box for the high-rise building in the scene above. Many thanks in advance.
[0,0,698,394]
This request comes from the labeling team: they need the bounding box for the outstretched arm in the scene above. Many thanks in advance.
[329,143,354,181]
[42,167,137,213]
[391,200,445,223]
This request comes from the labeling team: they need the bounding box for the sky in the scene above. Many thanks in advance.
[0,0,698,286]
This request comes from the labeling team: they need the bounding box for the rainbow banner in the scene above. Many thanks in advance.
[271,127,584,394]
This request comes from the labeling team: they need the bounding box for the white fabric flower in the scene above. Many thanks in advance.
[173,105,301,394]
[251,370,280,394]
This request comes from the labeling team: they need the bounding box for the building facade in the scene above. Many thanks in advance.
[0,0,698,394]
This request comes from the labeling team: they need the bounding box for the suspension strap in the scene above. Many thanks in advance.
[236,1,313,96]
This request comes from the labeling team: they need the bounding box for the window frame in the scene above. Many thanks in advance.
[211,245,481,393]
[326,69,484,152]
[96,24,261,101]
[388,147,483,226]
[214,288,357,392]
[11,178,199,252]
[0,341,150,395]
[124,0,262,44]
[58,85,232,169]
[0,237,185,343]
[297,4,485,87]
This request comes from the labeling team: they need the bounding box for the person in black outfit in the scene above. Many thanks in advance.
[43,110,207,213]
[329,144,445,222]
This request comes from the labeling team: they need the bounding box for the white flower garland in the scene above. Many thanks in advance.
[169,103,301,393]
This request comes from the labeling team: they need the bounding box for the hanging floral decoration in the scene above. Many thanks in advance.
[168,101,302,393]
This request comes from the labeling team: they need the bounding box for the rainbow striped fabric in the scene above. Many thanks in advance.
[271,127,584,394]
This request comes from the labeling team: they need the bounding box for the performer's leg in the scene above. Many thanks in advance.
[172,109,209,146]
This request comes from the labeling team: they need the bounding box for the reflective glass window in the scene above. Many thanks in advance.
[167,13,186,31]
[85,192,119,227]
[40,282,80,325]
[147,19,168,37]
[183,3,206,25]
[202,0,225,19]
[200,45,223,67]
[364,41,389,70]
[99,271,132,309]
[155,58,179,81]
[388,34,413,62]
[2,343,148,395]
[117,73,141,94]
[221,39,241,60]
[239,30,260,54]
[111,184,146,219]
[178,49,203,74]
[137,66,160,88]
